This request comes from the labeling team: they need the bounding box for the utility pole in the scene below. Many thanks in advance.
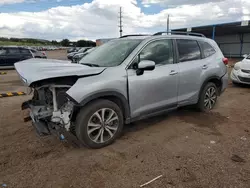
[119,7,123,37]
[167,14,170,33]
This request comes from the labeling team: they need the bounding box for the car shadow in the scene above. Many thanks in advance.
[123,106,227,136]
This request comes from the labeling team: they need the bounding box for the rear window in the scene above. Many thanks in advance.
[177,39,201,62]
[199,41,216,58]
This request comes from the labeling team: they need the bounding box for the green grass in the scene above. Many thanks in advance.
[0,41,52,46]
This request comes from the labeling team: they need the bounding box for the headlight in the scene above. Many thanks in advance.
[234,63,241,70]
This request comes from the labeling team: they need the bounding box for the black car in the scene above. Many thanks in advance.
[0,47,34,68]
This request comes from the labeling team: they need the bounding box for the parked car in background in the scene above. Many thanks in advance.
[67,47,80,53]
[30,49,47,58]
[72,47,96,63]
[67,47,92,60]
[231,54,250,85]
[15,32,228,149]
[0,46,34,68]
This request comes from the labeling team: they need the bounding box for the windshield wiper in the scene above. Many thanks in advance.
[81,63,100,67]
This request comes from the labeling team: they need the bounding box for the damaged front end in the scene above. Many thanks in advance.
[22,82,80,145]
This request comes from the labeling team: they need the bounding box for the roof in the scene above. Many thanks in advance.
[172,20,250,37]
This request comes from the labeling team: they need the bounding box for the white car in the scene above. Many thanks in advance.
[231,54,250,85]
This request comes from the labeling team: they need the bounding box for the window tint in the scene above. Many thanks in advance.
[20,48,30,54]
[8,48,20,54]
[139,39,173,65]
[200,41,216,58]
[177,39,201,62]
[0,48,7,55]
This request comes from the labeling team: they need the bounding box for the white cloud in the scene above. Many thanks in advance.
[0,0,249,40]
[141,0,226,6]
[143,4,151,8]
[0,0,26,5]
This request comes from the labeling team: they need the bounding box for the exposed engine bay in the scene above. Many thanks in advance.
[22,82,77,141]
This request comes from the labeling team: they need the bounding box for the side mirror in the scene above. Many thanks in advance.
[136,60,155,75]
[138,60,155,70]
[243,54,248,58]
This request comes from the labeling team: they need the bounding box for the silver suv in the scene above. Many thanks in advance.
[15,32,228,148]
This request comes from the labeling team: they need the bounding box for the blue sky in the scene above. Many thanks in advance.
[0,0,164,14]
[0,0,92,12]
[0,0,249,40]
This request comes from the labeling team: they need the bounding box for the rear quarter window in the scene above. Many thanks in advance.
[199,41,216,58]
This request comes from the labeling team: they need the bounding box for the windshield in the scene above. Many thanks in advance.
[246,55,250,60]
[80,39,142,67]
[78,48,89,53]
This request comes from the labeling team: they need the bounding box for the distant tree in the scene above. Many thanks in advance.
[76,40,87,47]
[61,39,70,46]
[0,37,9,41]
[51,40,59,45]
[76,39,96,47]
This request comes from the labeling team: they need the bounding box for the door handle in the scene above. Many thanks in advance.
[202,65,208,69]
[169,70,178,75]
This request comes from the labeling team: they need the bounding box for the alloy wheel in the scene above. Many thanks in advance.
[87,108,119,144]
[204,86,217,110]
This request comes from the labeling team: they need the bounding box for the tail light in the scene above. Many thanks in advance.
[223,58,228,65]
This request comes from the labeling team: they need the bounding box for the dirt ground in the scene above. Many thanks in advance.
[0,52,250,188]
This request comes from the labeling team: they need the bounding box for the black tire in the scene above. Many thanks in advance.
[75,99,124,149]
[196,82,218,112]
[232,81,239,86]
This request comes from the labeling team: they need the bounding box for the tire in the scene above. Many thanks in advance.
[232,81,239,86]
[196,82,218,112]
[75,99,124,149]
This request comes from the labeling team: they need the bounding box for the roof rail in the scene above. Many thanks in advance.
[120,34,151,38]
[153,31,206,37]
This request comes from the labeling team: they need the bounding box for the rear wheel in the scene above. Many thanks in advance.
[75,99,124,149]
[197,82,218,112]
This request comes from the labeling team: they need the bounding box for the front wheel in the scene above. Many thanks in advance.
[196,82,218,112]
[75,99,124,149]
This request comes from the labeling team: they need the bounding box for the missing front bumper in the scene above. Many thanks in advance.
[21,101,82,147]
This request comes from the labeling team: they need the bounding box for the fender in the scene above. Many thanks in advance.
[78,91,130,119]
[198,75,222,97]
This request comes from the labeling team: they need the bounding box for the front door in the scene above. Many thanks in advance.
[127,39,179,118]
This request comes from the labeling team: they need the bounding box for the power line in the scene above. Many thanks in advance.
[119,7,123,37]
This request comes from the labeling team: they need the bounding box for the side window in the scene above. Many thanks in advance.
[139,39,174,65]
[8,48,20,54]
[177,39,201,62]
[199,41,216,58]
[0,48,7,55]
[19,48,31,54]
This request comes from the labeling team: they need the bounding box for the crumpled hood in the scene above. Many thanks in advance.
[14,58,105,86]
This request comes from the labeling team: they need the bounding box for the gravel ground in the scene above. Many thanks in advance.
[0,53,250,188]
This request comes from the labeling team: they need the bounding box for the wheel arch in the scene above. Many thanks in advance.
[71,91,130,122]
[199,76,222,97]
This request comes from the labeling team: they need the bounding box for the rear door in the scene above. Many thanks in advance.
[6,47,22,66]
[19,48,33,60]
[176,39,203,105]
